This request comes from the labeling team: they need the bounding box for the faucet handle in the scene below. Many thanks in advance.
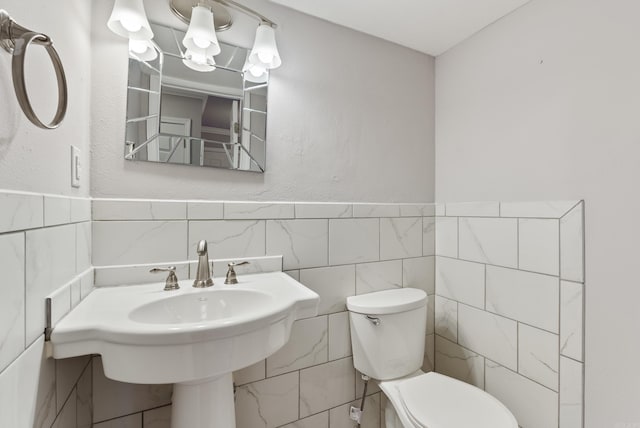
[225,261,249,285]
[150,266,180,291]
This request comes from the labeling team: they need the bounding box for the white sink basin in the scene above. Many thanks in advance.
[51,271,319,386]
[129,289,273,324]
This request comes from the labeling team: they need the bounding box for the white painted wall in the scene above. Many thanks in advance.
[90,0,435,202]
[0,0,92,196]
[435,0,640,426]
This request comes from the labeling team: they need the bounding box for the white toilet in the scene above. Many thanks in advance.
[346,288,518,428]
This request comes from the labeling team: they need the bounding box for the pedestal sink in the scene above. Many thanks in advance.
[50,271,319,428]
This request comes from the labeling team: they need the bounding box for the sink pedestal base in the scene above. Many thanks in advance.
[172,373,236,428]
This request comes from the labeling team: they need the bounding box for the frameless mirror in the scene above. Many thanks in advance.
[124,22,268,172]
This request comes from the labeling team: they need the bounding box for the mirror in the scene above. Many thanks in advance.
[124,22,268,172]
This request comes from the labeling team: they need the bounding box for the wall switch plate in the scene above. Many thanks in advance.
[71,145,81,188]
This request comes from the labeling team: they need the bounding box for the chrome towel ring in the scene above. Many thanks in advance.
[0,10,68,130]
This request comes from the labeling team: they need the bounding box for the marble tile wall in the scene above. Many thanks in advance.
[433,201,585,428]
[90,199,437,428]
[0,190,94,428]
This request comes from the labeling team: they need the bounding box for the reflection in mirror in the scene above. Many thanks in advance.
[124,22,268,172]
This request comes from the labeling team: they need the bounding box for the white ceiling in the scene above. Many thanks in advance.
[268,0,531,56]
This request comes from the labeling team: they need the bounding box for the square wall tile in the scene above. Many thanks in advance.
[70,198,92,223]
[44,196,71,226]
[445,202,499,217]
[0,232,25,373]
[299,358,355,417]
[486,360,558,428]
[94,414,141,428]
[519,218,559,275]
[423,217,435,256]
[0,338,56,428]
[300,265,355,315]
[328,219,379,265]
[457,304,517,371]
[459,218,518,267]
[187,201,223,220]
[560,356,584,428]
[500,201,578,218]
[26,224,76,344]
[560,202,584,283]
[560,281,584,361]
[355,260,402,295]
[93,357,172,423]
[518,324,559,391]
[92,199,186,220]
[267,316,328,377]
[328,312,352,361]
[93,221,187,266]
[76,221,92,273]
[435,336,484,389]
[434,296,458,342]
[435,257,485,309]
[435,217,457,257]
[353,204,400,218]
[280,412,328,428]
[56,356,91,413]
[143,405,171,428]
[0,191,43,233]
[380,217,422,260]
[235,371,299,428]
[403,256,435,295]
[233,360,265,386]
[224,202,294,219]
[266,219,328,270]
[486,266,559,333]
[51,388,76,428]
[295,203,352,219]
[189,220,265,260]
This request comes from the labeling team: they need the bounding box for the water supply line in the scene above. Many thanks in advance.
[349,374,370,426]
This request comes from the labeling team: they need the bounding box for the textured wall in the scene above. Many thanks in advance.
[434,0,640,425]
[0,0,92,196]
[90,0,435,202]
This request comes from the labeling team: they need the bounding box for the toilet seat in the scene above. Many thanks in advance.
[379,371,518,428]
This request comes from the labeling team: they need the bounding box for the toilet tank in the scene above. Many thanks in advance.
[346,288,427,380]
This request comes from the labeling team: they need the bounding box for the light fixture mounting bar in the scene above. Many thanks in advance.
[215,0,277,27]
[170,0,277,30]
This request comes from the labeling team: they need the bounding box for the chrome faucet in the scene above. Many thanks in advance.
[193,239,214,288]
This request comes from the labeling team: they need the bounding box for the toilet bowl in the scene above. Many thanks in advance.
[346,288,518,428]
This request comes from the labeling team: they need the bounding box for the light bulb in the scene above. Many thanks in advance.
[249,65,265,77]
[193,37,211,49]
[258,51,273,64]
[121,17,142,32]
[130,40,147,54]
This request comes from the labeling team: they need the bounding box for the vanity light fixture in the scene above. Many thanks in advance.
[248,23,281,70]
[129,39,158,61]
[182,4,220,56]
[108,0,282,74]
[242,59,268,83]
[107,0,153,40]
[183,48,216,72]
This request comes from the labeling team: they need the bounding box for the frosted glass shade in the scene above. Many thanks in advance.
[129,39,158,61]
[243,59,268,83]
[107,0,153,40]
[183,5,221,57]
[248,24,281,70]
[183,49,216,72]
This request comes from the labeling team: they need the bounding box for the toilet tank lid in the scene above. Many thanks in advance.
[346,288,427,315]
